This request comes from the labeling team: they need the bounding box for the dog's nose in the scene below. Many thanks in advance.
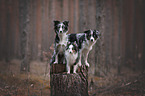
[60,31,62,33]
[91,39,93,42]
[69,51,72,54]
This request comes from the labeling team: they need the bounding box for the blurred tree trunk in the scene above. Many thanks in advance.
[95,0,124,76]
[143,0,145,71]
[94,0,107,76]
[19,0,30,72]
[50,64,89,96]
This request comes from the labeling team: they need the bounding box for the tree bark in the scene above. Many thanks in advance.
[19,0,30,72]
[50,64,89,96]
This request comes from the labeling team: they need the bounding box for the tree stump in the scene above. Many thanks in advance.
[50,64,89,96]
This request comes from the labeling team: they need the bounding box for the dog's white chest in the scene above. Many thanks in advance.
[59,35,67,45]
[65,52,78,65]
[83,40,96,51]
[59,39,67,45]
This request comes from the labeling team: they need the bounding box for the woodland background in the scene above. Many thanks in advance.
[0,0,145,95]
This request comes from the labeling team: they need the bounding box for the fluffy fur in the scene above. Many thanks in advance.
[50,20,69,64]
[78,29,100,67]
[50,20,99,73]
[65,41,80,74]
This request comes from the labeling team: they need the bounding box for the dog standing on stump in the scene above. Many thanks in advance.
[78,29,100,67]
[65,41,80,74]
[50,20,69,65]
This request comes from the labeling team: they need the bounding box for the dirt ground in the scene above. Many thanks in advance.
[0,59,145,96]
[88,71,145,96]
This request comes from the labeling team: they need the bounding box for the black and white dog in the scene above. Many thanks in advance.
[50,20,69,64]
[65,41,80,74]
[78,29,100,67]
[66,29,99,68]
[50,20,99,73]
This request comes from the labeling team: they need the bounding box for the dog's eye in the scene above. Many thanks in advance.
[72,50,75,53]
[62,26,64,28]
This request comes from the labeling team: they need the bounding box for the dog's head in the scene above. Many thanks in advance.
[54,20,69,35]
[66,41,78,54]
[84,29,100,42]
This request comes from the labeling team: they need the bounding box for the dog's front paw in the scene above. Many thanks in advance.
[78,61,82,66]
[53,61,58,64]
[67,71,70,74]
[50,58,55,64]
[73,71,77,74]
[79,63,82,67]
[85,62,90,67]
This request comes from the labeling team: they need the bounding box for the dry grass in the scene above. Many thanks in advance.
[0,59,50,96]
[0,59,144,96]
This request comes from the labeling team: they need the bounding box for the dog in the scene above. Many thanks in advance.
[78,29,100,67]
[65,41,80,74]
[50,20,69,64]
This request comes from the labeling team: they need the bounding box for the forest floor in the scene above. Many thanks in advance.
[0,59,145,96]
[88,71,145,96]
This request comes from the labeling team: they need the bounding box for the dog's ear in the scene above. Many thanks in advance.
[94,30,97,34]
[74,41,77,47]
[67,41,71,45]
[54,20,60,26]
[84,30,90,34]
[74,41,78,51]
[63,21,69,26]
[94,30,101,39]
[95,30,100,35]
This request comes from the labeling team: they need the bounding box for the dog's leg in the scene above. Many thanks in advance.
[62,48,66,64]
[73,52,80,73]
[78,55,82,66]
[78,51,82,66]
[74,52,80,65]
[53,46,59,64]
[66,63,70,74]
[50,43,59,64]
[53,52,58,64]
[54,54,58,64]
[63,54,66,64]
[84,49,90,67]
[50,50,56,64]
[73,64,78,73]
